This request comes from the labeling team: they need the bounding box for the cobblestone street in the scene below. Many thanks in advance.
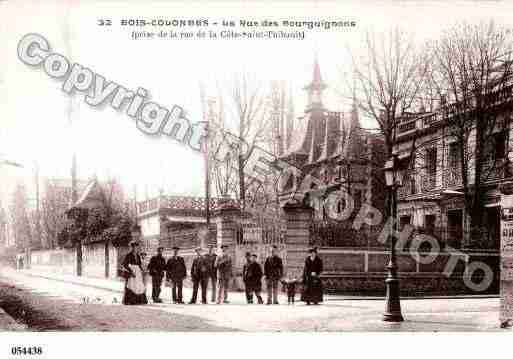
[0,268,504,332]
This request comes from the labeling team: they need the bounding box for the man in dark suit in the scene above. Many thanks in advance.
[247,254,264,304]
[147,247,166,303]
[242,252,253,303]
[264,245,284,305]
[204,245,217,303]
[166,246,187,304]
[189,247,209,304]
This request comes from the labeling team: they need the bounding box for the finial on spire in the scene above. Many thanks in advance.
[304,54,327,111]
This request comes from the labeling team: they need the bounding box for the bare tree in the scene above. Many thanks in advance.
[205,73,273,210]
[428,21,513,236]
[101,177,125,278]
[40,180,70,249]
[8,183,33,253]
[347,27,430,219]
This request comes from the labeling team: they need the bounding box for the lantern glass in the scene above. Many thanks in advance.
[384,159,395,187]
[396,167,404,187]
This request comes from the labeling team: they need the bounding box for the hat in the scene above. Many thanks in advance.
[245,251,251,257]
[308,247,318,253]
[271,245,278,249]
[157,246,164,251]
[251,254,258,258]
[172,246,180,250]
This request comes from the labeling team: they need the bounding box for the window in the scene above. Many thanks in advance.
[399,215,412,230]
[425,214,436,234]
[494,131,506,160]
[426,147,437,188]
[448,142,460,168]
[447,209,463,248]
[353,189,362,210]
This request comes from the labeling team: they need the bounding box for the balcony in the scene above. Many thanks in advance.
[421,174,437,191]
[397,119,417,134]
[483,159,505,182]
[444,168,462,187]
[423,112,443,127]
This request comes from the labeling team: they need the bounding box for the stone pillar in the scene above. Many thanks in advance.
[214,201,242,290]
[282,199,313,279]
[500,182,513,328]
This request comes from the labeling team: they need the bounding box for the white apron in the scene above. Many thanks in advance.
[126,264,146,295]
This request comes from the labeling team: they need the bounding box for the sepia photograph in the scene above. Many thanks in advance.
[1,0,513,356]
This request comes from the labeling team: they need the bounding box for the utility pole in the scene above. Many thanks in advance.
[34,161,41,249]
[204,98,216,226]
[200,82,212,226]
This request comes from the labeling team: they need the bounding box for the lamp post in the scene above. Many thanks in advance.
[383,153,404,322]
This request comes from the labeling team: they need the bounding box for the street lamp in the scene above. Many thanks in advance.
[383,153,404,322]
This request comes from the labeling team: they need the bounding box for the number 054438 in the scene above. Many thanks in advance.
[11,346,43,356]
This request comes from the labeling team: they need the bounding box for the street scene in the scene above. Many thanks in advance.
[2,0,513,335]
[0,268,501,331]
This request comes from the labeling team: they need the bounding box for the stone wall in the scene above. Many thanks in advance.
[30,243,125,279]
[30,248,76,276]
[318,248,500,295]
[82,242,120,279]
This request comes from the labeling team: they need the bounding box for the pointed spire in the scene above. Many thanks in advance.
[312,56,323,87]
[304,55,327,111]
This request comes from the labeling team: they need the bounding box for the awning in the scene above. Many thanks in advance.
[441,189,464,196]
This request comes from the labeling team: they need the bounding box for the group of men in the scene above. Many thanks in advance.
[146,244,284,305]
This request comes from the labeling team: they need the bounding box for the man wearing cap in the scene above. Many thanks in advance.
[242,251,253,303]
[214,245,232,304]
[204,245,217,303]
[166,246,187,304]
[189,247,209,304]
[246,254,264,304]
[264,245,284,305]
[148,247,166,303]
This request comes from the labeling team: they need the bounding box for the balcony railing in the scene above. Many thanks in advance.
[397,119,417,134]
[421,174,437,191]
[444,168,462,187]
[482,159,505,182]
[423,112,443,127]
[397,83,513,139]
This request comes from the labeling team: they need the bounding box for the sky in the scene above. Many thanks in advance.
[2,0,513,207]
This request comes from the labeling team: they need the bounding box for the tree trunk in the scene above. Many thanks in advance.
[238,154,245,211]
[105,240,110,278]
[76,241,82,276]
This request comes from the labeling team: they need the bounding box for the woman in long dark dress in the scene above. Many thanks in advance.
[122,241,148,305]
[301,247,323,305]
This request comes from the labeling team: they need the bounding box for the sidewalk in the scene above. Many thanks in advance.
[5,268,499,302]
[7,268,292,304]
[0,268,505,331]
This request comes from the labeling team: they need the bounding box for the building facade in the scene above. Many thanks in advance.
[393,101,513,251]
[277,59,387,224]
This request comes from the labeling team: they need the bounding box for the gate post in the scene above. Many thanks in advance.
[500,181,513,328]
[214,200,242,290]
[282,199,313,279]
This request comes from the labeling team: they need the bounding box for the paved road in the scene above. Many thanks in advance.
[0,268,504,331]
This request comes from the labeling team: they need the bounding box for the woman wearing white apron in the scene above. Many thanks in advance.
[122,241,148,305]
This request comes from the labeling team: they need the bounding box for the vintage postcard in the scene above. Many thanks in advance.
[1,0,512,357]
